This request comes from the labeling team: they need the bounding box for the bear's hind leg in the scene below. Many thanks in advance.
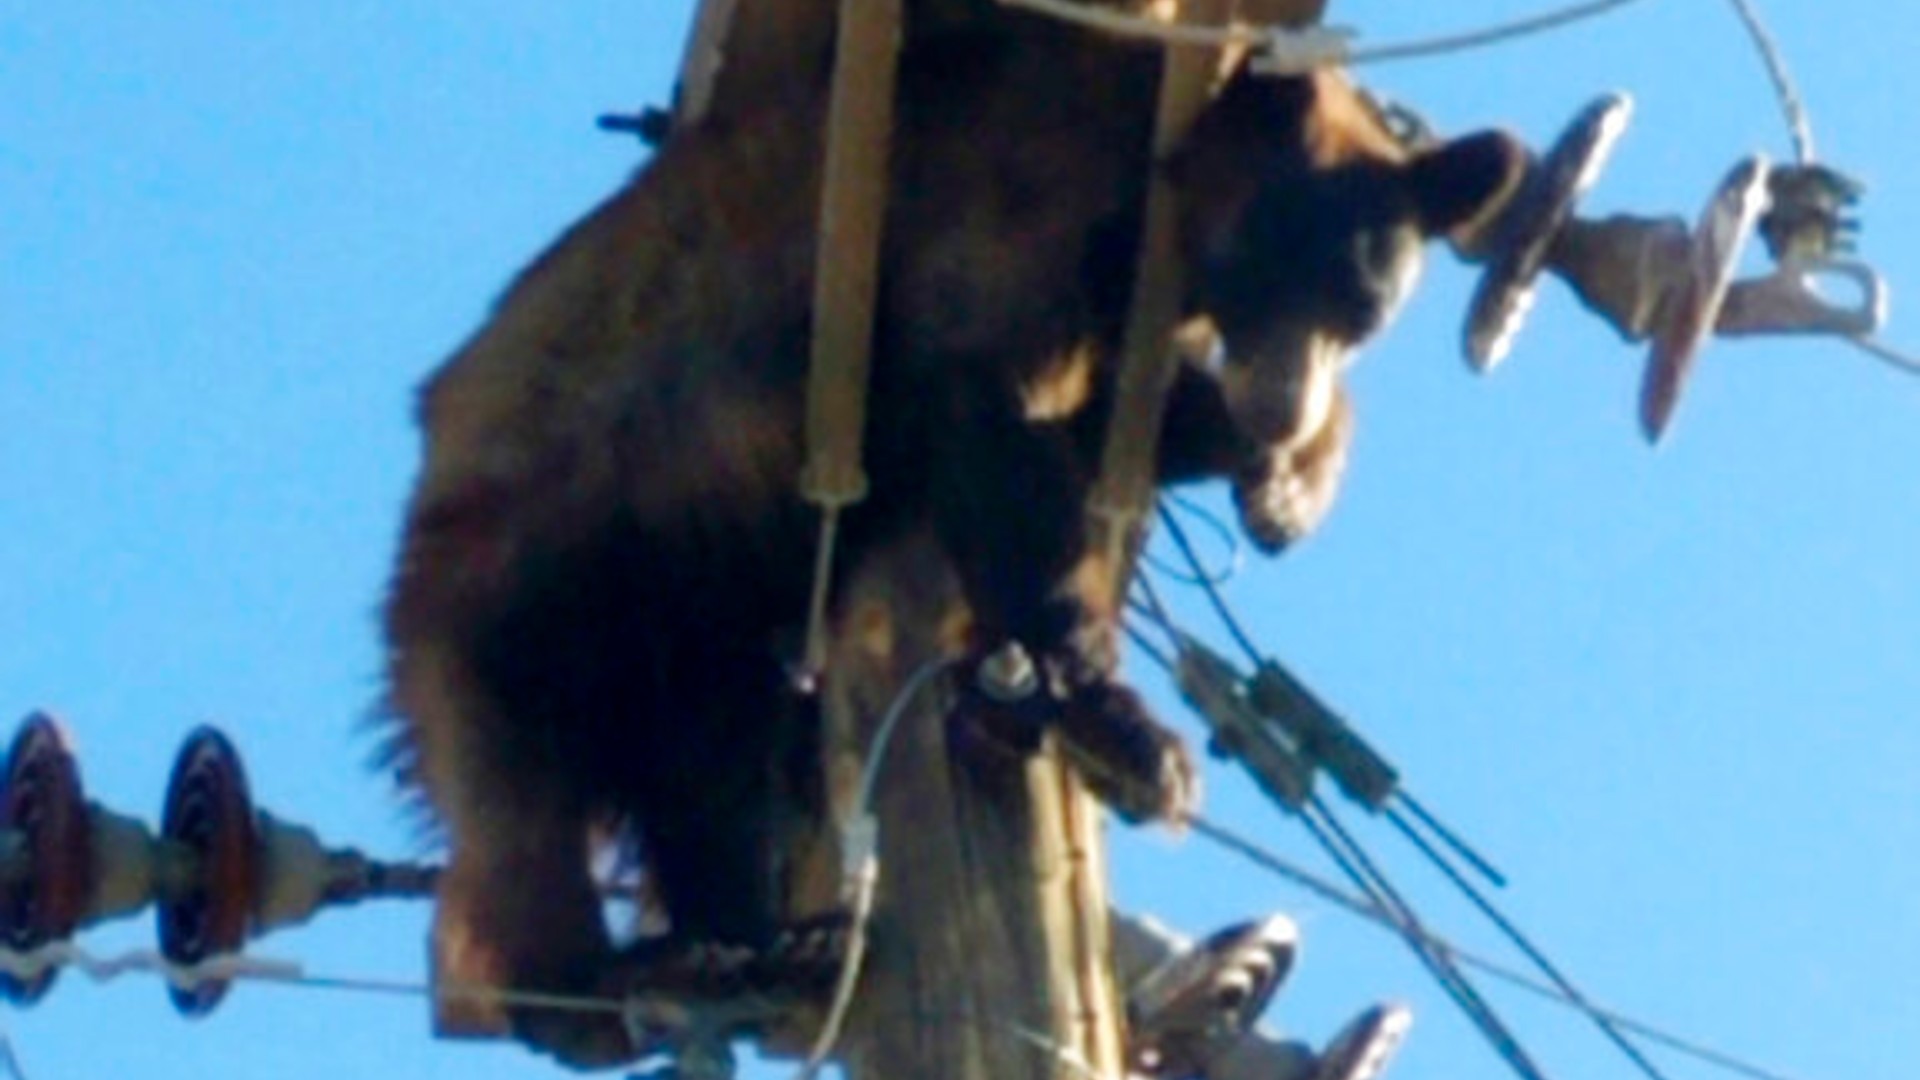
[607,655,845,1004]
[392,639,635,1069]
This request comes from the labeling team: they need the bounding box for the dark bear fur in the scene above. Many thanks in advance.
[382,9,1521,1066]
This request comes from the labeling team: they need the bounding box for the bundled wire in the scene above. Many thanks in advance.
[1134,498,1686,1080]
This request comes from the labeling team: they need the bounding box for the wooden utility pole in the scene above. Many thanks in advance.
[671,3,1327,1078]
[808,534,1122,1080]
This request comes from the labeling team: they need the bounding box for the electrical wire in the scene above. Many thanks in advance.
[1849,334,1920,378]
[1154,502,1261,665]
[0,813,1809,1080]
[1722,0,1814,164]
[1716,0,1920,379]
[1141,494,1245,587]
[1397,791,1508,890]
[1185,814,1807,1080]
[798,657,950,1080]
[1140,516,1734,1080]
[1304,799,1552,1080]
[1129,582,1801,1080]
[1386,810,1671,1080]
[1122,614,1177,674]
[0,1029,26,1080]
[997,0,1652,71]
[1119,618,1550,1080]
[1161,503,1511,896]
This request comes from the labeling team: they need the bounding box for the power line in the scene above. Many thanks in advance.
[0,812,1807,1080]
[1303,798,1552,1080]
[1384,808,1671,1080]
[996,0,1653,72]
[1722,0,1814,163]
[1183,816,1805,1080]
[1138,498,1800,1080]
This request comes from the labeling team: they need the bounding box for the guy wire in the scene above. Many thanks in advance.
[1386,810,1670,1080]
[1135,524,1749,1080]
[0,811,1806,1080]
[1142,493,1245,587]
[1155,500,1262,665]
[1302,799,1552,1080]
[1397,791,1508,890]
[1187,813,1806,1080]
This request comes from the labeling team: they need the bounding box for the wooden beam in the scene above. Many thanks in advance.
[1086,0,1325,598]
[1087,0,1241,595]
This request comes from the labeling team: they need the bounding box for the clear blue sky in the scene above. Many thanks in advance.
[2,2,1915,1078]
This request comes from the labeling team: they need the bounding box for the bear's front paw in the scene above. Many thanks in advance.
[952,649,1198,824]
[433,858,637,1070]
[1056,680,1200,825]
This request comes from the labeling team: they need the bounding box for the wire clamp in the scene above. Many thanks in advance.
[1251,25,1355,76]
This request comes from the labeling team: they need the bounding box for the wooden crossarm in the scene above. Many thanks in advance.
[1087,0,1326,591]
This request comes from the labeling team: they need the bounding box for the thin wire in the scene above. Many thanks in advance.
[1131,569,1187,660]
[0,1029,26,1080]
[1141,494,1244,587]
[1338,0,1649,69]
[1717,5,1920,393]
[1140,533,1749,1080]
[1122,616,1178,674]
[1722,0,1814,163]
[800,657,951,1079]
[1161,502,1514,898]
[0,940,627,1015]
[1396,791,1509,890]
[1158,507,1567,1076]
[0,822,1805,1080]
[995,1017,1113,1080]
[1154,503,1261,665]
[1387,810,1671,1080]
[799,508,846,684]
[1187,816,1806,1080]
[853,658,950,815]
[1135,550,1794,1080]
[1849,334,1920,378]
[1304,801,1552,1080]
[998,0,1650,69]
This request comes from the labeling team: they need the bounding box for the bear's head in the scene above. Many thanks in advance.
[1172,67,1527,445]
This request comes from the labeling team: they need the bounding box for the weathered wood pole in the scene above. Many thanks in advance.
[818,534,1124,1080]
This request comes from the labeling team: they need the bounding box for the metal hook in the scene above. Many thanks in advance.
[1717,258,1887,339]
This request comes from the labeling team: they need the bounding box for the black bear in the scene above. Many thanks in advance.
[381,9,1522,1067]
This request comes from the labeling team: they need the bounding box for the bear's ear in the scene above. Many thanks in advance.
[1404,130,1528,239]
